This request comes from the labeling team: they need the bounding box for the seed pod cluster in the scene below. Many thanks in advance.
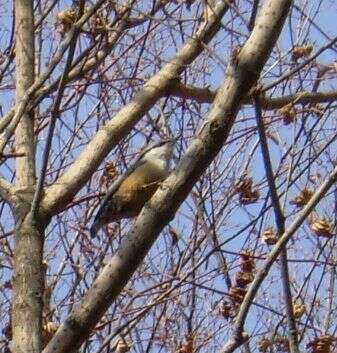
[307,335,336,353]
[258,335,291,352]
[311,218,334,238]
[235,177,260,205]
[56,8,77,35]
[228,251,255,304]
[262,227,278,245]
[293,302,306,319]
[292,44,314,59]
[175,334,194,353]
[290,188,313,208]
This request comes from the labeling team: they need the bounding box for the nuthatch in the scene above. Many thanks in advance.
[90,139,174,238]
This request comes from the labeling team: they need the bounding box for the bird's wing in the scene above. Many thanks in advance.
[90,159,146,237]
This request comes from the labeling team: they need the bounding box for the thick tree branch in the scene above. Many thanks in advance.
[0,112,13,133]
[42,0,292,351]
[41,1,234,215]
[170,81,337,108]
[12,1,41,352]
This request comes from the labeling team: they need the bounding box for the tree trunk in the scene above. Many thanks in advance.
[11,1,44,352]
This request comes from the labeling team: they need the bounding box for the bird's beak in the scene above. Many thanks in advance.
[163,136,179,144]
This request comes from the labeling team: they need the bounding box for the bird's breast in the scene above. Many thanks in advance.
[112,160,169,215]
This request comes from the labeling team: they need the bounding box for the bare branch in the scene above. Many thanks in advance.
[1,1,335,352]
[0,0,107,155]
[170,81,337,108]
[263,36,337,92]
[30,8,82,218]
[41,1,234,215]
[12,0,41,352]
[42,0,292,351]
[254,94,299,353]
[221,151,337,353]
[0,1,169,128]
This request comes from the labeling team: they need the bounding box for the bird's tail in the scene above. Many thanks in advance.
[89,219,102,238]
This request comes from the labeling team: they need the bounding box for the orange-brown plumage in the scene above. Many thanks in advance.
[90,140,174,237]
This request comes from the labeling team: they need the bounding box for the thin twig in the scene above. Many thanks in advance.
[221,149,337,353]
[0,0,107,154]
[40,0,234,216]
[30,6,83,218]
[262,36,337,92]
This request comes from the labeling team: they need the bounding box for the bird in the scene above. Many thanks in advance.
[90,139,174,238]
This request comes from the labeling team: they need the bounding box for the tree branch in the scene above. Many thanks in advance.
[42,0,292,351]
[30,8,82,218]
[263,35,337,92]
[254,94,299,353]
[41,1,234,215]
[0,0,107,154]
[0,1,171,140]
[169,81,337,108]
[12,0,41,352]
[31,1,171,112]
[221,150,337,353]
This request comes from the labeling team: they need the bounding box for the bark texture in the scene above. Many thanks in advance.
[42,0,292,352]
[41,1,234,215]
[12,1,44,353]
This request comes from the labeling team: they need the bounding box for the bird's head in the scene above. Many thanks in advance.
[140,138,174,163]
